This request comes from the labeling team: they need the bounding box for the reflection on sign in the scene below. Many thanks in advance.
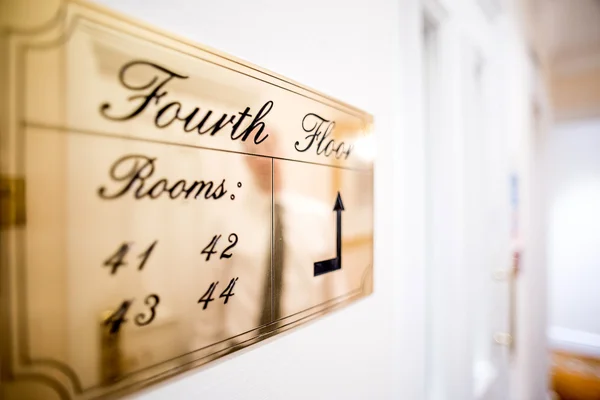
[0,0,374,398]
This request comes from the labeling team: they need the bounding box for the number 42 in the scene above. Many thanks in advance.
[201,234,238,261]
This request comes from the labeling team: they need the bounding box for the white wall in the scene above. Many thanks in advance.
[547,118,600,356]
[90,0,425,399]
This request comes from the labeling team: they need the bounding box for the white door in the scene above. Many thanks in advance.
[462,44,512,400]
[423,4,514,399]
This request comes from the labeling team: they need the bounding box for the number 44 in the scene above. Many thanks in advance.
[198,278,239,310]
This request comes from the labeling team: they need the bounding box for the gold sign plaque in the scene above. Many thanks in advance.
[0,0,374,398]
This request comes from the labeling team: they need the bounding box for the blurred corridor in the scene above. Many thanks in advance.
[534,1,600,399]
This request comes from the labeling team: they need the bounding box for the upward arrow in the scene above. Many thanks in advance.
[314,192,345,277]
[333,191,344,265]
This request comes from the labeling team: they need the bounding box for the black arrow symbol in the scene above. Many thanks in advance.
[313,192,344,277]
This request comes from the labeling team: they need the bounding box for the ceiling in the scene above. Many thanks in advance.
[531,0,600,70]
[526,0,600,119]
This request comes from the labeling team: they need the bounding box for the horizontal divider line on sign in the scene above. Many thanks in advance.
[23,120,370,172]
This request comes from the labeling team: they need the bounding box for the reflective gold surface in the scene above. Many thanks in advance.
[0,1,374,398]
